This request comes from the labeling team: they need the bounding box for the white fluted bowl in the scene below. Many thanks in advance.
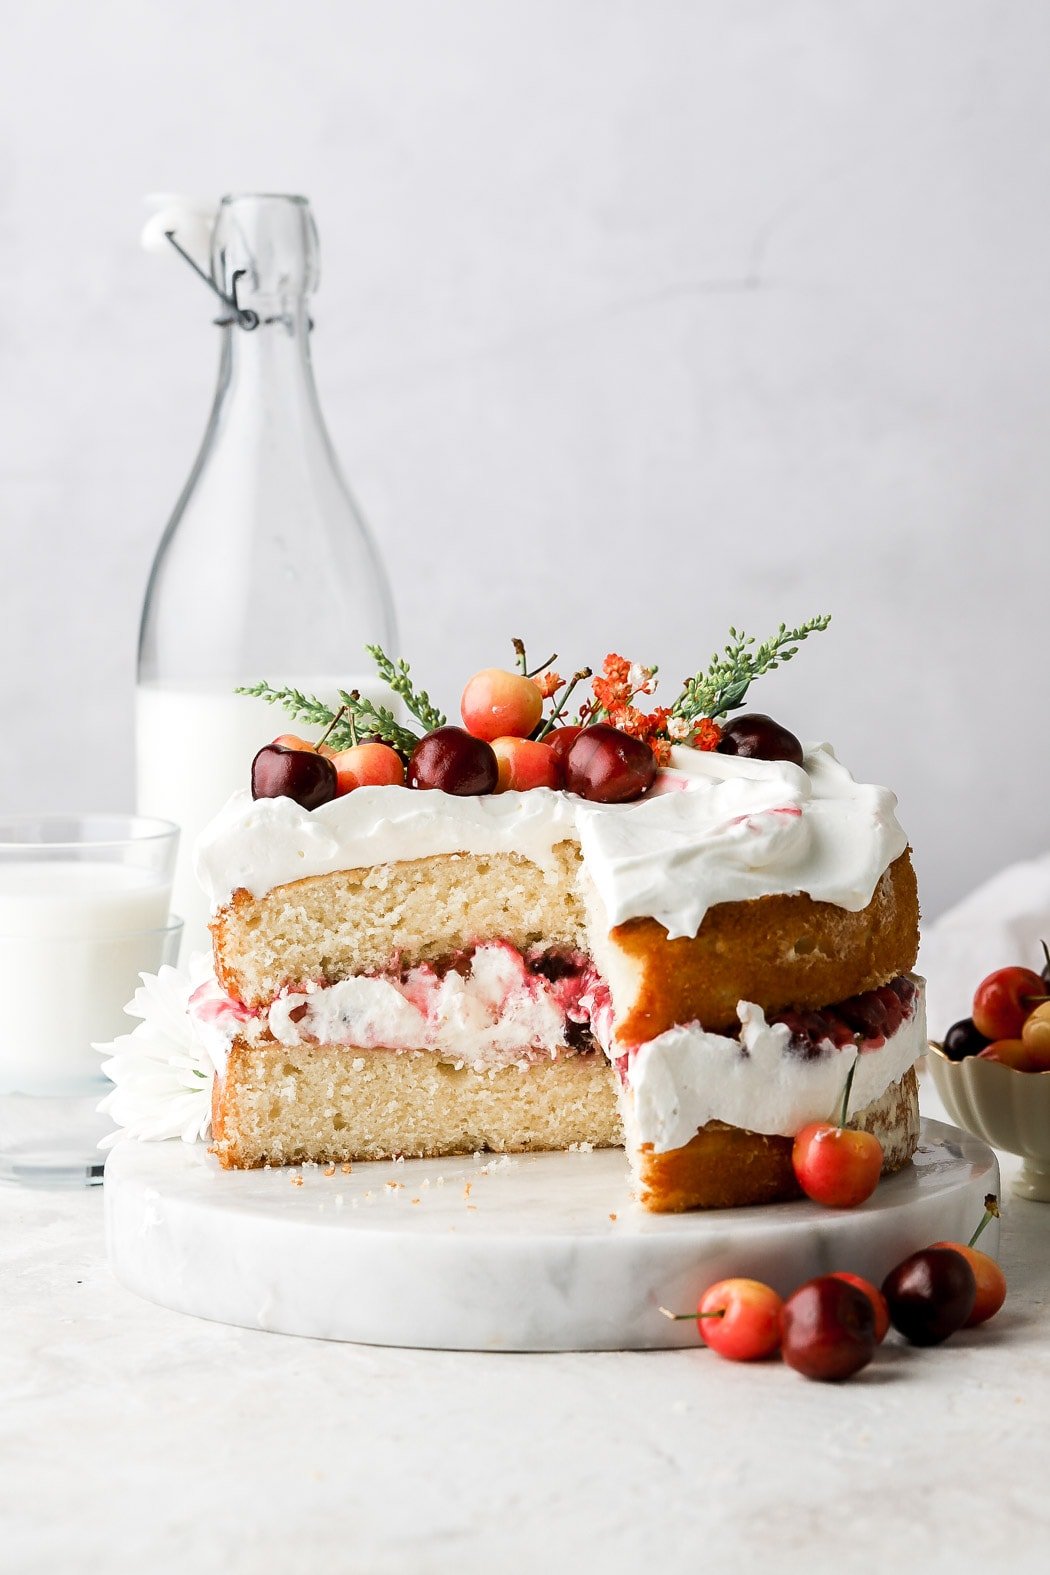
[928,1043,1050,1201]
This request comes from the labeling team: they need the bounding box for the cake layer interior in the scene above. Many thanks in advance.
[212,1043,621,1169]
[213,846,584,1008]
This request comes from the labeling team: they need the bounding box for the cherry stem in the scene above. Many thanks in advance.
[1042,939,1050,975]
[524,652,558,680]
[969,1193,1000,1249]
[837,1056,859,1129]
[317,704,348,750]
[537,668,592,738]
[657,1306,725,1321]
[512,637,527,676]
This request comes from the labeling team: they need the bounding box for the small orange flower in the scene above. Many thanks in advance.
[692,718,722,751]
[533,670,563,700]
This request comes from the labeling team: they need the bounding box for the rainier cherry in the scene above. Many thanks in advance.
[272,733,316,752]
[564,724,656,804]
[930,1195,1006,1327]
[781,1276,877,1381]
[461,669,543,743]
[971,966,1046,1040]
[791,1061,883,1208]
[491,737,562,792]
[329,741,406,795]
[661,1278,783,1361]
[977,1039,1035,1071]
[408,726,499,795]
[1021,1002,1050,1071]
[828,1272,890,1342]
[251,743,338,810]
[882,1247,976,1346]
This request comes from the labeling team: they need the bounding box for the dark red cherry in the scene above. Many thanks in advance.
[882,1248,977,1346]
[564,724,657,804]
[408,726,499,795]
[545,725,583,767]
[251,744,338,810]
[780,1276,876,1382]
[942,1018,990,1061]
[717,713,804,766]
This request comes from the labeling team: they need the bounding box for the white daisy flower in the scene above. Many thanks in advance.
[96,960,218,1148]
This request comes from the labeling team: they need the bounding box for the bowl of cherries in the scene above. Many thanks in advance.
[928,950,1050,1201]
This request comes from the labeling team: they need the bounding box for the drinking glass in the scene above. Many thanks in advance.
[0,813,179,1186]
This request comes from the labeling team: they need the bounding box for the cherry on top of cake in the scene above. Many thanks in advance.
[239,617,831,814]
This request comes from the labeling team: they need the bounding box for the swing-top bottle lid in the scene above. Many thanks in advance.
[211,193,320,306]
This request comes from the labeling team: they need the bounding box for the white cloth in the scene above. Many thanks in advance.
[918,853,1050,1038]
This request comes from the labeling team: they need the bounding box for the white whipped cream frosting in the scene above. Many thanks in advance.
[195,743,907,942]
[624,981,927,1150]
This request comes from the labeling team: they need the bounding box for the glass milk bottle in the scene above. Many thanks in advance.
[137,194,396,955]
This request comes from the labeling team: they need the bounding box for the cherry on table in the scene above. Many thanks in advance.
[716,713,804,766]
[881,1247,977,1345]
[251,743,338,810]
[564,724,656,803]
[660,1278,782,1362]
[828,1272,890,1342]
[928,1243,1006,1327]
[408,726,499,795]
[780,1276,877,1381]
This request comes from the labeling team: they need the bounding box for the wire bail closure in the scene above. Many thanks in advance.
[164,230,259,330]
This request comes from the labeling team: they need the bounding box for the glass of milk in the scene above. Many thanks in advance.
[0,813,179,1187]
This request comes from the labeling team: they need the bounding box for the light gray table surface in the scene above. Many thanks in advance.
[3,1085,1048,1575]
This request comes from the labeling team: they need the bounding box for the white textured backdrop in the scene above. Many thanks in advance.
[2,0,1049,916]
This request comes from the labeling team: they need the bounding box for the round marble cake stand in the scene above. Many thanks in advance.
[104,1119,999,1352]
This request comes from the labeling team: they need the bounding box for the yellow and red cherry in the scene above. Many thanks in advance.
[882,1248,976,1346]
[1021,1002,1050,1071]
[491,737,562,793]
[695,1278,783,1361]
[564,724,656,804]
[461,669,544,743]
[329,741,406,796]
[251,743,338,810]
[716,713,804,766]
[272,733,316,752]
[941,1017,990,1061]
[792,1121,883,1208]
[828,1272,890,1342]
[545,724,583,768]
[977,1039,1035,1071]
[408,726,499,795]
[780,1276,877,1381]
[972,966,1046,1040]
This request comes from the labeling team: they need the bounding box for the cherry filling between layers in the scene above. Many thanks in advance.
[191,946,922,1094]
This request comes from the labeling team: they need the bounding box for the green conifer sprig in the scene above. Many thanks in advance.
[236,681,420,755]
[672,615,831,723]
[364,645,446,733]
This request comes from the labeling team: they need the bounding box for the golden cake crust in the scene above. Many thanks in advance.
[631,1065,919,1212]
[608,851,919,1042]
